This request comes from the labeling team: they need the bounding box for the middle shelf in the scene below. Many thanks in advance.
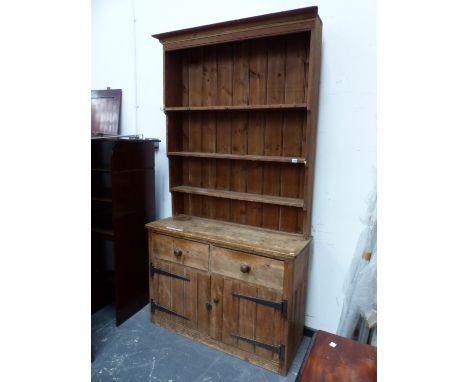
[168,151,306,164]
[171,185,304,208]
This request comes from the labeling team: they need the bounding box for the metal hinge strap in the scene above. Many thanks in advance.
[150,263,190,281]
[232,292,288,318]
[150,299,188,320]
[231,334,285,360]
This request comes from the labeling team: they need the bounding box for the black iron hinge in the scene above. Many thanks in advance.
[150,299,188,320]
[150,262,190,281]
[231,334,285,360]
[232,292,288,318]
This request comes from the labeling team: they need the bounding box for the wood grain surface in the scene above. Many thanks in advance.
[151,233,210,271]
[150,6,322,375]
[300,331,377,382]
[164,28,312,235]
[146,214,309,260]
[211,246,284,290]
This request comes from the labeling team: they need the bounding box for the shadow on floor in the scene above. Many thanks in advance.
[91,304,311,382]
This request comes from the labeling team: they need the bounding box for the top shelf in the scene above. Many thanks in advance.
[164,104,307,112]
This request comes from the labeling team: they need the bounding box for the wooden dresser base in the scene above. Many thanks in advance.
[147,215,311,375]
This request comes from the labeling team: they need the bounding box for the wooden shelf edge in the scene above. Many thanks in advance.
[168,152,306,164]
[171,186,304,208]
[164,104,307,112]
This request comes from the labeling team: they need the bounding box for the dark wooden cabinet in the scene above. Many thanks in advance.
[92,138,155,325]
[147,6,322,375]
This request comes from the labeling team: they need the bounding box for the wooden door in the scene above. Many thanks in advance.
[210,275,285,362]
[91,89,121,137]
[150,260,211,335]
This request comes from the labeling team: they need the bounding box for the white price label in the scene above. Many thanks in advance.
[166,227,182,231]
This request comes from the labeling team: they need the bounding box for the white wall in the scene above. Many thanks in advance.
[92,0,376,333]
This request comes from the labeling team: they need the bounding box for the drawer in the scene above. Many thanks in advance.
[211,246,284,291]
[151,233,209,271]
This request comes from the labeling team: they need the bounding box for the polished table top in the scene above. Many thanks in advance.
[300,330,377,382]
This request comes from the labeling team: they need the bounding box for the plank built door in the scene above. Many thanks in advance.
[211,275,286,363]
[150,260,211,336]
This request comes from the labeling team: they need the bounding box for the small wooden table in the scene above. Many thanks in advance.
[300,330,377,382]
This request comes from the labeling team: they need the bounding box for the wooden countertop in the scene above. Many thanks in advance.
[146,215,310,260]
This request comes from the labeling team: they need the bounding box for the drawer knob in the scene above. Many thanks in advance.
[174,249,183,257]
[240,263,251,273]
[213,298,219,304]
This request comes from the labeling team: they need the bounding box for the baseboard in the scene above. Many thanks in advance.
[303,326,317,338]
[296,327,319,382]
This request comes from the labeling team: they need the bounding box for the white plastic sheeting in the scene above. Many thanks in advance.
[337,189,377,339]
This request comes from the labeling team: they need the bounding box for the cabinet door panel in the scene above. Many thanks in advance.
[197,272,211,335]
[171,263,187,325]
[221,278,240,346]
[210,275,224,340]
[237,283,257,353]
[155,262,173,320]
[151,261,285,363]
[150,260,210,333]
[217,277,285,361]
[184,267,199,329]
[255,288,282,360]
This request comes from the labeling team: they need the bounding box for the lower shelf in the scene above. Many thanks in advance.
[171,186,304,208]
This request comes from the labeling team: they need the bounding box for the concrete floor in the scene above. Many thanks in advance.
[91,304,312,382]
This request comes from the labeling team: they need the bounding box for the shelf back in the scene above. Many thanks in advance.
[154,7,322,238]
